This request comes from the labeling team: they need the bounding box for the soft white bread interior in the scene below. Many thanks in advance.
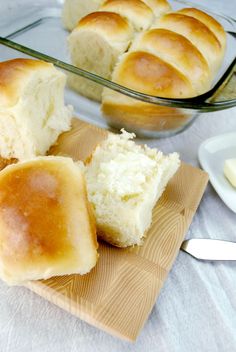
[68,11,133,101]
[0,156,98,285]
[62,0,104,31]
[84,130,180,247]
[0,59,72,161]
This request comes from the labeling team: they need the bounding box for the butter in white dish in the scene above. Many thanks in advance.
[198,132,236,213]
[224,159,236,188]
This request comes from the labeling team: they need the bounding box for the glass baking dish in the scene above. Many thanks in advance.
[0,0,235,137]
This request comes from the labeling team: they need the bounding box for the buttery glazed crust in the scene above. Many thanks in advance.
[131,28,211,94]
[142,0,171,16]
[0,59,54,108]
[112,51,196,98]
[77,11,133,41]
[100,0,154,30]
[178,8,226,48]
[154,13,222,72]
[0,157,98,285]
[102,48,196,132]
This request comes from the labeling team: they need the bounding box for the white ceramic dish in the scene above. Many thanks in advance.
[198,133,236,213]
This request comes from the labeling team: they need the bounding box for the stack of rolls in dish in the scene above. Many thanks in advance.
[0,58,180,285]
[67,0,172,101]
[64,0,226,133]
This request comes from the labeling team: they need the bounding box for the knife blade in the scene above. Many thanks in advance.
[181,239,236,261]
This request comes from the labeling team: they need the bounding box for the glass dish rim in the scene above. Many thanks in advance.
[0,0,235,112]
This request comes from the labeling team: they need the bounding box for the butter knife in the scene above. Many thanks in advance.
[181,239,236,261]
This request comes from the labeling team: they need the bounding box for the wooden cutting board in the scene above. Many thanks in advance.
[25,118,208,341]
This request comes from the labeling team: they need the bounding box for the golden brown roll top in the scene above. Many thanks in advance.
[62,0,171,31]
[102,51,195,132]
[100,0,171,30]
[100,0,154,31]
[153,13,223,73]
[111,51,195,98]
[143,0,171,17]
[0,156,98,285]
[102,50,195,132]
[178,8,226,49]
[0,59,55,108]
[130,29,211,94]
[75,11,133,50]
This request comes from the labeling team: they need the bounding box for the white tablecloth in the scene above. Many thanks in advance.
[0,1,236,351]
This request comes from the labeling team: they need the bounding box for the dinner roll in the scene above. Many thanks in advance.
[84,130,180,247]
[62,0,104,31]
[130,29,211,94]
[108,51,196,97]
[102,51,195,133]
[0,156,98,285]
[68,12,133,101]
[177,8,226,49]
[102,49,196,122]
[100,0,154,31]
[0,59,72,162]
[153,13,223,73]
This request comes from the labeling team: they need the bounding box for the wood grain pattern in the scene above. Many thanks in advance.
[25,118,208,341]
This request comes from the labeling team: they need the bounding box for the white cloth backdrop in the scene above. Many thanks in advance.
[0,1,236,351]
